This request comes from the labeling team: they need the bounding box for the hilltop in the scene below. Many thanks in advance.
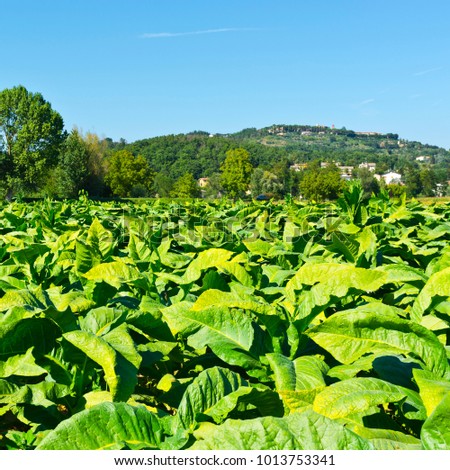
[115,124,450,181]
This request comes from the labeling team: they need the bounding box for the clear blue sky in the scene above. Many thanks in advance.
[2,0,450,148]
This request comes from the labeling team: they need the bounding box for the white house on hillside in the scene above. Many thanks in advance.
[416,156,431,162]
[359,162,377,172]
[382,171,402,185]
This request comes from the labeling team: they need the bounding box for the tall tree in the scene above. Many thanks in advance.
[250,168,283,198]
[299,163,343,201]
[220,148,253,199]
[170,173,200,198]
[105,150,154,197]
[153,172,174,197]
[420,167,437,197]
[84,131,109,196]
[56,129,90,197]
[353,167,380,199]
[249,168,265,196]
[271,158,293,196]
[203,172,223,199]
[0,85,66,196]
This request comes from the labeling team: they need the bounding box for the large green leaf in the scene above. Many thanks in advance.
[37,402,164,450]
[307,305,449,377]
[46,287,95,314]
[286,264,388,322]
[0,347,47,378]
[413,369,450,416]
[80,306,128,336]
[63,330,139,402]
[192,289,274,315]
[421,393,450,450]
[313,377,408,419]
[162,303,261,370]
[267,353,328,411]
[347,425,422,450]
[243,239,273,256]
[183,248,233,283]
[86,218,114,258]
[286,263,387,301]
[0,289,45,312]
[0,379,31,404]
[410,267,450,322]
[75,240,100,274]
[128,232,153,262]
[82,261,141,288]
[376,264,428,284]
[0,307,61,359]
[267,354,329,391]
[177,367,247,430]
[191,409,371,450]
[102,324,142,371]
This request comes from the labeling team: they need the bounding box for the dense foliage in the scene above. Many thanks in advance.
[122,125,450,185]
[0,194,449,450]
[0,86,66,196]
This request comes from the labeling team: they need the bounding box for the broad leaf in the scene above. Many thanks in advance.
[192,289,274,315]
[80,307,127,336]
[63,330,139,402]
[37,402,164,450]
[313,377,408,419]
[410,267,450,322]
[0,348,47,378]
[0,308,61,359]
[183,249,233,284]
[177,367,246,430]
[191,409,371,450]
[421,393,450,450]
[413,369,450,416]
[307,306,449,377]
[83,261,141,288]
[347,425,422,450]
[267,353,328,411]
[286,263,387,301]
[86,218,114,258]
[162,303,261,370]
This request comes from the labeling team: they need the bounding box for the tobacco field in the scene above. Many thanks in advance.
[0,189,449,450]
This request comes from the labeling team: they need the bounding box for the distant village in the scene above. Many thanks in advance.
[195,151,449,198]
[289,161,402,185]
[198,156,434,191]
[187,124,448,199]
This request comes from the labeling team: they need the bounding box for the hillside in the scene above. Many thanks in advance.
[116,124,450,181]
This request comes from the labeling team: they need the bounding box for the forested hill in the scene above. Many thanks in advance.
[118,124,450,180]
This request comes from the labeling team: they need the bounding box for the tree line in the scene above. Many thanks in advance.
[1,85,448,201]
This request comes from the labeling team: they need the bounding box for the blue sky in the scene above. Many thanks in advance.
[2,0,450,148]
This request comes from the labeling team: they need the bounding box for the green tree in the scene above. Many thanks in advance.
[105,150,154,197]
[84,132,109,197]
[386,183,406,198]
[250,168,265,196]
[354,167,380,199]
[419,167,437,196]
[50,129,90,198]
[220,148,253,199]
[153,172,174,197]
[250,168,283,198]
[0,85,66,196]
[299,163,342,201]
[203,173,224,199]
[271,158,293,196]
[404,165,422,197]
[170,173,200,198]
